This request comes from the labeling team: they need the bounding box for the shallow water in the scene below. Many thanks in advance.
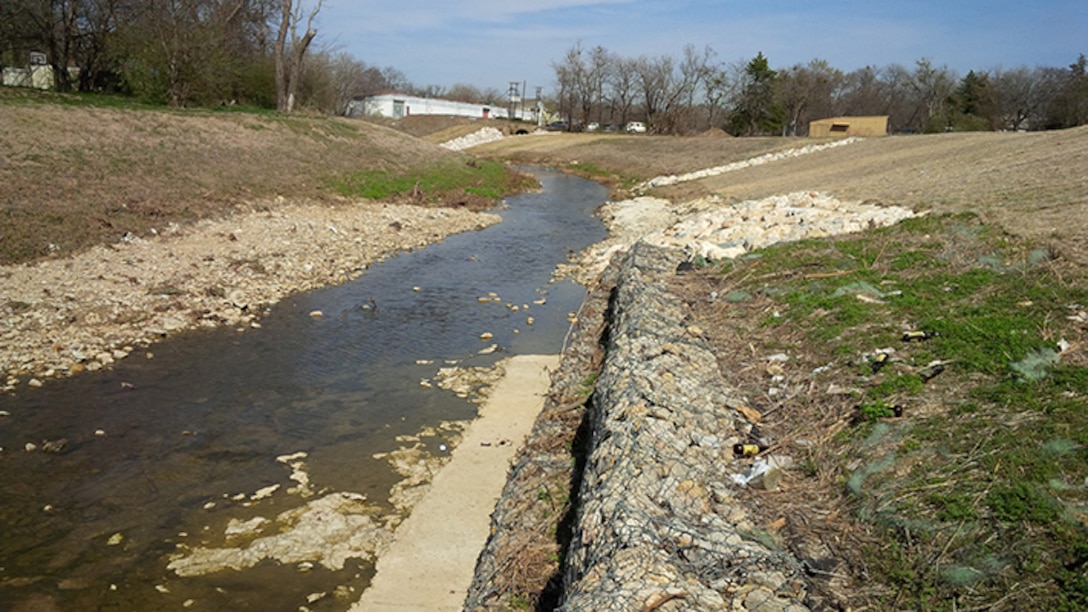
[0,168,607,611]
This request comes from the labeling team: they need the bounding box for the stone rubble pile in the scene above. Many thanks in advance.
[560,191,917,285]
[658,191,918,261]
[557,242,809,611]
[638,137,860,190]
[0,201,499,392]
[440,127,506,151]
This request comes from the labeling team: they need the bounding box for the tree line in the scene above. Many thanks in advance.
[4,5,1086,133]
[552,43,1088,135]
[2,0,361,113]
[0,0,518,115]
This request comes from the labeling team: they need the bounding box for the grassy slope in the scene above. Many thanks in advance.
[675,214,1088,610]
[0,89,526,265]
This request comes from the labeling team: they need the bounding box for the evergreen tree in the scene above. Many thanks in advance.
[728,52,783,135]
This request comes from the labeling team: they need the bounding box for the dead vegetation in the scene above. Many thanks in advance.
[0,89,523,265]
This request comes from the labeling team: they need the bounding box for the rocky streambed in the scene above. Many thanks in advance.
[0,200,498,392]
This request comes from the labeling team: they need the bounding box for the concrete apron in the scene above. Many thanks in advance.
[351,353,560,611]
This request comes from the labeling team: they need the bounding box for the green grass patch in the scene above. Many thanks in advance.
[326,159,521,202]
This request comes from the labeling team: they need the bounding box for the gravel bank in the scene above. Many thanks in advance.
[0,201,499,392]
[558,190,916,285]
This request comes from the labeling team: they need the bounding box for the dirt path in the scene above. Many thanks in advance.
[351,354,559,611]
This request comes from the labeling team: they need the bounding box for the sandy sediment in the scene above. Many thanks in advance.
[0,200,500,392]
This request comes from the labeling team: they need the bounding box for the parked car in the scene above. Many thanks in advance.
[586,122,600,132]
[545,121,568,132]
[625,121,647,133]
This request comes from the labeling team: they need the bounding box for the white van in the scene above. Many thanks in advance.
[625,121,647,133]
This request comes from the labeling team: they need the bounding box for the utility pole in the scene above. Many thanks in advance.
[535,86,543,126]
[508,81,520,121]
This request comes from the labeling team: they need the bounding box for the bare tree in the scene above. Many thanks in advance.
[635,54,674,131]
[480,87,503,104]
[446,82,483,103]
[705,59,744,129]
[838,64,917,131]
[606,55,638,128]
[552,44,583,127]
[776,59,842,136]
[667,44,716,133]
[585,45,612,125]
[990,66,1049,130]
[905,58,957,132]
[1043,54,1088,129]
[379,66,410,92]
[0,0,125,92]
[274,0,321,113]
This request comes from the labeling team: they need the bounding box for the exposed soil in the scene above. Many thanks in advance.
[472,132,799,188]
[370,114,517,144]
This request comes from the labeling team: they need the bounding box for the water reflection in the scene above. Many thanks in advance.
[0,168,607,610]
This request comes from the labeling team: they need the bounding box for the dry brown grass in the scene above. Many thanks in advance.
[473,132,799,188]
[0,90,482,265]
[369,114,518,144]
[476,128,1088,266]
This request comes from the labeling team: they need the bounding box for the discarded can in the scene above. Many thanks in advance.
[919,363,946,382]
[871,353,890,373]
[902,330,940,342]
[733,443,762,457]
[893,405,904,417]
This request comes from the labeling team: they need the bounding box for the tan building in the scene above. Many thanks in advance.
[809,115,889,138]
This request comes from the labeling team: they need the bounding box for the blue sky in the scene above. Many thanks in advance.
[316,0,1088,94]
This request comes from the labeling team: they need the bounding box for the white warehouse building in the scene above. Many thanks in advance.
[348,93,535,122]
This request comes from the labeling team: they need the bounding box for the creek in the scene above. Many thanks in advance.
[0,168,608,611]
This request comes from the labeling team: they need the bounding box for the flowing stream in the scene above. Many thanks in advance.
[0,168,608,611]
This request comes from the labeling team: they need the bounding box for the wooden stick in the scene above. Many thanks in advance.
[803,270,853,279]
